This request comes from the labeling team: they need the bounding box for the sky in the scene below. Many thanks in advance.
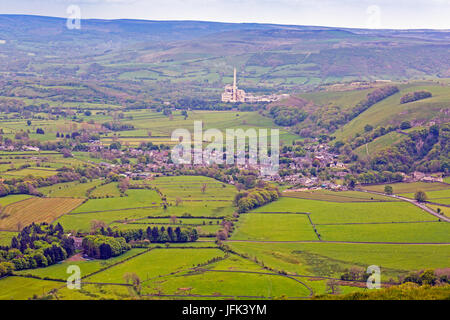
[1,0,450,29]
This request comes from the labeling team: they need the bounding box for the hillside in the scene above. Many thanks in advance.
[1,15,450,99]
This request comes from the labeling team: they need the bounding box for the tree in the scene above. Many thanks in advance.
[400,121,412,130]
[326,279,341,294]
[420,269,437,286]
[124,272,142,297]
[384,185,393,195]
[27,120,31,126]
[414,190,428,202]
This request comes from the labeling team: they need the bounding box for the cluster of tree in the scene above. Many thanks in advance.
[356,170,404,185]
[96,225,199,243]
[102,122,135,131]
[36,128,45,135]
[0,223,74,277]
[350,125,400,150]
[268,105,307,126]
[234,185,280,213]
[402,269,448,286]
[82,235,130,260]
[340,267,370,282]
[351,86,399,120]
[400,91,432,104]
[145,226,198,243]
[366,124,446,173]
[289,86,399,138]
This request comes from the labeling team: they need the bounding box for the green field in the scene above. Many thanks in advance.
[228,242,450,281]
[15,248,147,280]
[0,231,16,246]
[252,197,435,224]
[0,277,63,300]
[399,189,450,205]
[317,222,450,243]
[86,248,225,284]
[0,194,32,207]
[361,182,449,194]
[71,189,161,213]
[38,180,103,198]
[283,189,397,203]
[232,213,317,241]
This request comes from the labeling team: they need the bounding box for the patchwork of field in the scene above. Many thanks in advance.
[1,179,449,300]
[55,176,237,233]
[0,151,89,178]
[0,197,84,231]
[233,196,449,244]
[99,110,301,146]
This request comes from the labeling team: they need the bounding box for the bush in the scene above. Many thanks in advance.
[400,91,432,104]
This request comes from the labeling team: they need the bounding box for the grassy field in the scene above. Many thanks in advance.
[90,182,121,198]
[283,189,397,203]
[70,189,161,213]
[361,182,449,194]
[232,213,317,241]
[0,277,63,300]
[15,248,147,280]
[354,131,407,160]
[228,242,450,281]
[399,189,450,205]
[253,197,435,224]
[146,176,237,201]
[38,180,103,198]
[317,222,450,243]
[86,248,225,284]
[0,231,16,246]
[0,194,32,207]
[0,197,85,231]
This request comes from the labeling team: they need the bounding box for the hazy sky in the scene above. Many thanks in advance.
[1,0,450,29]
